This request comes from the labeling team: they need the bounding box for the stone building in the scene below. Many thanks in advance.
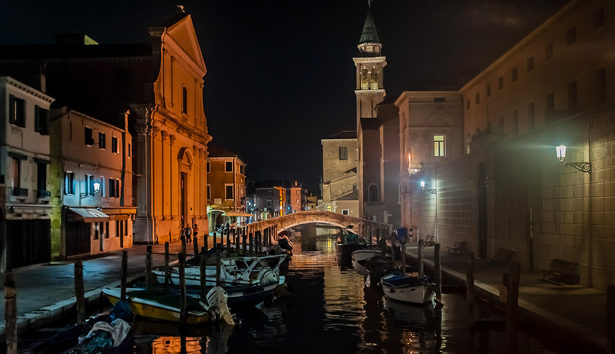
[319,131,359,216]
[0,9,212,245]
[398,0,615,290]
[49,107,134,259]
[206,145,246,233]
[0,77,54,271]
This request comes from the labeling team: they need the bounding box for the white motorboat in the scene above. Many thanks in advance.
[381,273,435,305]
[351,249,384,276]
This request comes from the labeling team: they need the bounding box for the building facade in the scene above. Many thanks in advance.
[397,0,615,290]
[206,145,246,233]
[320,131,360,216]
[49,107,134,259]
[0,77,54,271]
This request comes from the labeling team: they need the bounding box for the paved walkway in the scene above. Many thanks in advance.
[399,241,607,352]
[0,237,609,352]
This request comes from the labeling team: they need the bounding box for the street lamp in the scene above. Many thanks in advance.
[556,145,591,173]
[420,180,436,194]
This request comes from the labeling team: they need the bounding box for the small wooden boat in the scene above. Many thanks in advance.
[24,301,134,354]
[103,286,232,325]
[381,273,435,305]
[351,249,384,276]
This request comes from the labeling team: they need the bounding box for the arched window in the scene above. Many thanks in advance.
[182,87,188,114]
[368,184,379,202]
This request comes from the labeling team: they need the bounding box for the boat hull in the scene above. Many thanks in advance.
[335,243,368,259]
[381,274,434,305]
[103,288,211,325]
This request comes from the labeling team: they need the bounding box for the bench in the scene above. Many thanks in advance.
[447,241,465,255]
[488,248,515,266]
[540,259,579,285]
[423,235,435,247]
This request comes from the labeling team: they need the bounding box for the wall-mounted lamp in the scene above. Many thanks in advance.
[420,181,436,194]
[407,153,421,175]
[93,181,101,193]
[556,145,591,173]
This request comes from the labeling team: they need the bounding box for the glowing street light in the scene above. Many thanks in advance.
[420,180,436,194]
[555,145,591,173]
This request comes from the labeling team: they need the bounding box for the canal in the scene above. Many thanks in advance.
[130,227,576,354]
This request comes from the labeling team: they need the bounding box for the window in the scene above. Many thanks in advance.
[546,93,554,111]
[240,165,245,174]
[339,146,348,160]
[225,185,233,199]
[111,136,118,153]
[207,162,210,173]
[85,127,94,146]
[545,42,553,60]
[207,185,211,200]
[35,106,49,135]
[101,177,105,197]
[594,7,605,30]
[434,135,445,157]
[104,222,109,238]
[225,161,233,172]
[128,144,131,158]
[182,87,188,114]
[486,83,491,98]
[109,179,120,198]
[11,157,20,190]
[512,110,519,136]
[528,102,535,129]
[94,223,99,240]
[85,174,94,195]
[466,99,470,110]
[527,56,534,72]
[498,77,504,90]
[511,67,517,82]
[65,172,75,194]
[267,200,272,208]
[568,81,577,110]
[342,209,349,215]
[368,184,379,202]
[9,95,25,127]
[597,67,606,105]
[475,92,480,104]
[567,27,576,46]
[99,132,106,149]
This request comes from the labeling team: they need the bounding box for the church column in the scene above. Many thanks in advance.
[169,134,176,219]
[134,106,155,243]
[161,131,167,219]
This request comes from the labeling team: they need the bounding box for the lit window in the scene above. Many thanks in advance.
[434,135,445,157]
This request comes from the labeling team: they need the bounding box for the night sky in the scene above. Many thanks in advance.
[1,0,568,193]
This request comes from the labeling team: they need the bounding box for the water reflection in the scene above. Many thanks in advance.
[137,231,571,354]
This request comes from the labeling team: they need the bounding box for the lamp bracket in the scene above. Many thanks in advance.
[564,162,591,173]
[424,189,437,195]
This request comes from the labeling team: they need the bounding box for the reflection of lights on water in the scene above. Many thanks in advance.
[326,237,332,252]
[152,336,201,354]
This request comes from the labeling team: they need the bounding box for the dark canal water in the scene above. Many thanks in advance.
[131,232,576,354]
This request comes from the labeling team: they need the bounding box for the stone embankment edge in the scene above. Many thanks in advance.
[413,253,607,353]
[0,274,143,342]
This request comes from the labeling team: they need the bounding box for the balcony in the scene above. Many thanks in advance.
[37,190,51,199]
[11,188,28,198]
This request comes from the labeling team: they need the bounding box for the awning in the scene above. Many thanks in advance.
[223,212,252,217]
[68,208,110,222]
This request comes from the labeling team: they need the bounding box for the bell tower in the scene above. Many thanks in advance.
[353,1,386,124]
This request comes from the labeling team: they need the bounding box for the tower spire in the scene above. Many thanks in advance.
[358,4,381,55]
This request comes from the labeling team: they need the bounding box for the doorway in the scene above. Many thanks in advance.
[478,163,487,259]
[181,172,188,227]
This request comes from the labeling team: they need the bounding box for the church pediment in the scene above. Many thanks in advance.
[165,14,206,74]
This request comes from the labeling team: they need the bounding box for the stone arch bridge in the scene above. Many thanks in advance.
[241,211,392,243]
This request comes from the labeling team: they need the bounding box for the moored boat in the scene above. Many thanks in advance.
[381,273,435,305]
[103,286,233,325]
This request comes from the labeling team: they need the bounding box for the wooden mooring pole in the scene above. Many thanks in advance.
[216,246,222,287]
[506,261,520,354]
[121,250,128,300]
[193,236,199,258]
[146,245,153,289]
[179,252,187,324]
[200,254,207,303]
[466,252,475,331]
[401,240,407,274]
[242,229,247,255]
[249,232,254,255]
[418,239,424,278]
[607,285,615,354]
[434,244,442,301]
[74,259,86,325]
[5,273,17,354]
[164,242,170,285]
